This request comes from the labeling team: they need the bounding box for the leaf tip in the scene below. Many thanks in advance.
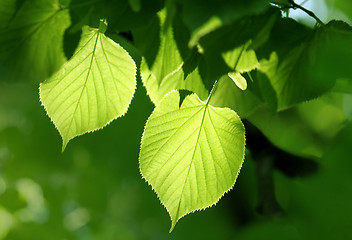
[228,72,247,91]
[61,139,68,152]
[169,221,176,233]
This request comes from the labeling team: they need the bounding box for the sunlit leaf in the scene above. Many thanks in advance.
[197,9,278,84]
[210,75,262,118]
[139,90,245,231]
[222,42,259,73]
[40,22,136,150]
[228,72,247,91]
[140,9,208,105]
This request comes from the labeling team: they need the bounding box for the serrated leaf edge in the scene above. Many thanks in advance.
[138,89,246,232]
[39,28,137,151]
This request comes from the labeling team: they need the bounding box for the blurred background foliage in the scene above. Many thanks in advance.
[1,0,352,239]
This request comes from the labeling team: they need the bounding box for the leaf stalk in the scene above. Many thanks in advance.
[287,0,325,25]
[206,79,219,105]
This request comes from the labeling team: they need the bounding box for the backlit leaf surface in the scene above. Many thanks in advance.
[139,90,245,231]
[140,10,208,105]
[40,24,136,150]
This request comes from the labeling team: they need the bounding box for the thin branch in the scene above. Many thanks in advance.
[287,0,325,25]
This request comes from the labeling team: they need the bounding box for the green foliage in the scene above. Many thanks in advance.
[0,0,70,82]
[209,75,262,118]
[255,18,351,110]
[175,0,270,47]
[40,22,136,150]
[139,90,245,231]
[139,9,208,105]
[1,0,352,235]
[228,72,248,91]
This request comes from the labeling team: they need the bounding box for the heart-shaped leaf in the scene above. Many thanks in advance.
[40,21,136,150]
[139,90,245,231]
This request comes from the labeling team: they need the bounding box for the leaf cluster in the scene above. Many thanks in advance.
[1,0,352,232]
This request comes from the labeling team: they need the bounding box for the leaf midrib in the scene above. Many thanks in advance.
[63,30,100,149]
[174,103,208,223]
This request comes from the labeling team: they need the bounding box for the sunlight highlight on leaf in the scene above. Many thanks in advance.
[139,90,245,231]
[228,72,247,90]
[140,9,208,105]
[40,23,136,150]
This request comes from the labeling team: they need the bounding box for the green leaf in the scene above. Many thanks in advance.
[312,21,352,82]
[256,18,345,110]
[270,0,290,7]
[325,0,352,21]
[68,0,161,33]
[40,24,136,150]
[247,91,348,158]
[139,90,245,231]
[209,75,262,118]
[0,0,15,29]
[228,72,247,91]
[197,8,279,84]
[128,0,141,12]
[140,9,208,105]
[175,0,270,46]
[0,0,70,82]
[222,42,259,73]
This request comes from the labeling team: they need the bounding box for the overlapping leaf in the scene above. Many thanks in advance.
[40,23,136,150]
[140,9,208,105]
[256,19,352,111]
[209,75,262,118]
[0,0,15,29]
[0,0,70,82]
[197,9,278,84]
[139,90,245,231]
[174,0,270,46]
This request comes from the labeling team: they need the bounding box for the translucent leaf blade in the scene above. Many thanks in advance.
[209,75,262,118]
[40,26,136,150]
[139,9,208,105]
[228,72,247,90]
[139,91,245,231]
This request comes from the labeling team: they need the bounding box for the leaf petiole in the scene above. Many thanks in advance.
[287,0,324,25]
[205,79,219,105]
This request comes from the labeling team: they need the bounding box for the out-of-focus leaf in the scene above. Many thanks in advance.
[209,75,262,118]
[222,42,259,73]
[247,93,347,158]
[175,0,270,47]
[312,21,352,82]
[325,0,352,21]
[68,0,162,33]
[0,0,70,82]
[128,0,141,12]
[140,9,208,105]
[198,9,279,85]
[256,19,352,111]
[0,0,15,28]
